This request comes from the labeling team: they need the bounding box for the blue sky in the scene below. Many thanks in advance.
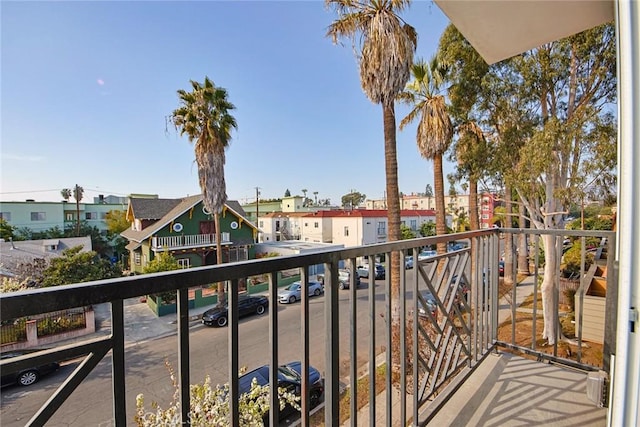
[1,1,451,206]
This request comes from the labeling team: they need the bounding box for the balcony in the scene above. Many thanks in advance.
[0,228,615,426]
[151,232,231,251]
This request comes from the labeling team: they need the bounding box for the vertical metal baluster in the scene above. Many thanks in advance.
[228,280,239,427]
[300,267,310,426]
[325,261,339,426]
[111,299,126,426]
[268,272,279,427]
[368,255,376,425]
[351,258,359,427]
[177,287,190,425]
[399,250,406,426]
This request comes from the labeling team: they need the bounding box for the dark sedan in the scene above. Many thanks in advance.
[1,349,60,388]
[239,361,324,421]
[201,294,268,327]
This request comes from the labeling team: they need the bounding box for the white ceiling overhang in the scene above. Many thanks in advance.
[434,0,614,64]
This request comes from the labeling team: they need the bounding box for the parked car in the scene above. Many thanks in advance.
[356,263,385,280]
[278,281,324,304]
[417,290,438,318]
[201,294,268,327]
[498,261,505,276]
[239,361,324,421]
[405,256,414,269]
[0,349,60,388]
[417,250,437,261]
[338,269,360,290]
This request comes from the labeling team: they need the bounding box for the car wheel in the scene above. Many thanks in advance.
[216,316,228,327]
[256,305,266,315]
[289,296,296,304]
[339,282,345,290]
[18,370,39,386]
[314,288,321,296]
[310,390,322,408]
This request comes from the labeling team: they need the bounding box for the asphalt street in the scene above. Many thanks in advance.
[0,278,390,427]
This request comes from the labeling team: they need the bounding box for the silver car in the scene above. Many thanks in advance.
[278,281,324,304]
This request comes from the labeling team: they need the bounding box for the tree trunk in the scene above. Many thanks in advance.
[517,201,529,274]
[541,233,558,344]
[468,178,479,231]
[503,184,515,286]
[75,198,81,237]
[434,154,447,254]
[214,212,225,307]
[382,102,402,370]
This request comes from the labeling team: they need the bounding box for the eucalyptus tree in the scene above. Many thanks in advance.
[437,24,491,232]
[326,0,417,365]
[398,56,453,254]
[171,77,237,306]
[509,24,616,345]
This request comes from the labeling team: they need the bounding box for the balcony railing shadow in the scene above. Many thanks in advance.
[0,228,615,426]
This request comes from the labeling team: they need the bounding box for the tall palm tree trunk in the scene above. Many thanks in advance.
[383,102,402,369]
[214,212,225,306]
[434,155,447,254]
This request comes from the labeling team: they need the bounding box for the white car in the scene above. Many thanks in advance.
[417,250,437,261]
[278,281,324,304]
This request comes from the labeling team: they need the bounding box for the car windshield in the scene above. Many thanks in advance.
[278,365,300,382]
[284,284,300,291]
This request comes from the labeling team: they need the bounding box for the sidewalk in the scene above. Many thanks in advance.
[91,297,215,346]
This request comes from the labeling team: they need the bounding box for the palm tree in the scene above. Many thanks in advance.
[399,57,453,254]
[327,0,416,368]
[72,185,84,237]
[171,77,237,306]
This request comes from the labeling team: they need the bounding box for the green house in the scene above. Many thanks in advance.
[121,195,257,274]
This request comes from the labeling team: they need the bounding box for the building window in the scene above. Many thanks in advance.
[482,205,489,211]
[344,226,349,237]
[377,221,386,235]
[314,222,319,228]
[410,219,417,230]
[304,222,308,227]
[177,258,190,269]
[30,212,46,221]
[85,212,98,220]
[482,214,489,220]
[0,212,11,221]
[134,252,141,265]
[259,221,264,228]
[66,213,74,221]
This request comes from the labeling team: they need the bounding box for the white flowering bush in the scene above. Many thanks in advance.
[135,362,300,426]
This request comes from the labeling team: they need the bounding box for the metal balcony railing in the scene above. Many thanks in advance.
[0,228,616,426]
[151,232,231,251]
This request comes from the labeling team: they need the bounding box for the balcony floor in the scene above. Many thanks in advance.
[341,351,607,426]
[429,352,607,426]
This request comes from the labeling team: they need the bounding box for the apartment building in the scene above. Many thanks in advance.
[258,209,441,247]
[0,197,128,234]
